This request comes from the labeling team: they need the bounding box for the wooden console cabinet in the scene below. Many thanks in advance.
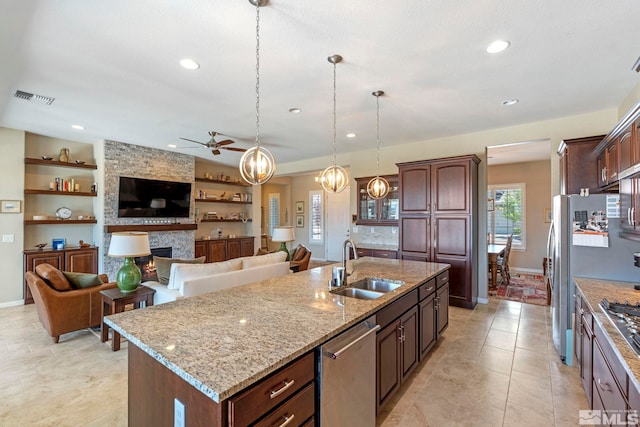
[195,237,255,263]
[23,246,99,304]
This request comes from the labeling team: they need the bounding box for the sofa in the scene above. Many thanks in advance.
[144,251,290,305]
[25,263,117,343]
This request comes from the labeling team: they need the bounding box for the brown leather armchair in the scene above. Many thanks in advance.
[26,263,117,343]
[290,244,311,272]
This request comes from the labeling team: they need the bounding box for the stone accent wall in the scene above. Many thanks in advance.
[102,140,195,280]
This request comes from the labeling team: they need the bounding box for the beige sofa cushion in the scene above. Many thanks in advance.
[167,258,242,290]
[241,251,287,269]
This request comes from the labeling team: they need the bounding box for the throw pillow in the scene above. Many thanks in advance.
[242,251,287,269]
[292,245,308,261]
[167,259,242,290]
[154,256,206,285]
[35,263,73,291]
[255,247,271,256]
[63,271,104,289]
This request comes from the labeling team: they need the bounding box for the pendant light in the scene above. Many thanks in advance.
[319,54,348,194]
[367,90,390,199]
[239,0,276,185]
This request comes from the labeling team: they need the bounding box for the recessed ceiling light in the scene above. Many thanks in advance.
[346,133,357,138]
[486,40,510,54]
[288,107,301,114]
[501,99,519,106]
[168,144,177,148]
[71,124,85,130]
[180,58,200,70]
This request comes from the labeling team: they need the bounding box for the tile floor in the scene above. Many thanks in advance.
[0,299,587,426]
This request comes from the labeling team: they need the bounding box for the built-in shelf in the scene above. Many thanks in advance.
[195,177,250,187]
[105,224,198,233]
[25,157,98,169]
[195,198,252,205]
[25,219,97,225]
[200,219,252,223]
[24,189,97,197]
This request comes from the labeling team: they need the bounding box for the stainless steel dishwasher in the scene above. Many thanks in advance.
[318,315,380,426]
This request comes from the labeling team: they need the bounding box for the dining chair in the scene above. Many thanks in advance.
[495,234,513,285]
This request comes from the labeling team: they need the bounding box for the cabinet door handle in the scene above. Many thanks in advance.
[270,379,295,399]
[398,325,405,342]
[425,286,434,292]
[628,208,631,226]
[274,414,295,427]
[380,253,388,257]
[632,208,636,227]
[597,378,612,393]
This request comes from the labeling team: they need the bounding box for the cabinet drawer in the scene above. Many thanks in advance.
[254,383,315,427]
[228,352,315,427]
[594,321,628,396]
[371,249,397,259]
[593,340,627,412]
[377,289,418,329]
[436,270,449,289]
[419,278,436,301]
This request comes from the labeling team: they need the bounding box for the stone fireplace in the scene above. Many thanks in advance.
[135,247,172,282]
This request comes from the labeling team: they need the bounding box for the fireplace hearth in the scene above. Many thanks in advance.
[135,247,172,282]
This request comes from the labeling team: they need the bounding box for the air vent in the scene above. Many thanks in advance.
[13,90,55,105]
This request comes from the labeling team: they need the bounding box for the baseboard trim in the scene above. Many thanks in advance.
[477,297,489,305]
[0,300,25,309]
[511,267,544,275]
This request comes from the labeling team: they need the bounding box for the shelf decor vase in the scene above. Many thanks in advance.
[58,148,69,162]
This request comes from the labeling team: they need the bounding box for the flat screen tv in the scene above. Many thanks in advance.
[118,176,192,218]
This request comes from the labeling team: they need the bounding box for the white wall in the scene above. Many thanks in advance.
[0,128,25,306]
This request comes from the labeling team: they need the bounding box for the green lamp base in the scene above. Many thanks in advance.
[278,242,290,261]
[115,257,141,293]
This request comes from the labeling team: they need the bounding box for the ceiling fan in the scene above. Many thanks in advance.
[179,131,247,156]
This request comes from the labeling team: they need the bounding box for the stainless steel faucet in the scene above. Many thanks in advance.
[331,239,358,288]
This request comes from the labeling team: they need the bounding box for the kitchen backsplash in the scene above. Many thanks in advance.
[351,225,399,247]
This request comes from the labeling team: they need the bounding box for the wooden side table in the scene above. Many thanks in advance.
[100,285,155,351]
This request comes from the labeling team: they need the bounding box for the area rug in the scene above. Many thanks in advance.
[489,272,549,306]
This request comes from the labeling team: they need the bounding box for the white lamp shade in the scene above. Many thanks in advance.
[108,232,151,257]
[271,226,295,242]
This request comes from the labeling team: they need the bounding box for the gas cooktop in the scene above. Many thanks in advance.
[600,299,640,357]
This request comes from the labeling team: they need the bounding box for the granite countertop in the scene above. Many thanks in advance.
[105,257,449,403]
[573,277,640,390]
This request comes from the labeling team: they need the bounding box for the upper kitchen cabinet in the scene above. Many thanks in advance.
[558,135,603,195]
[397,155,479,309]
[597,141,618,189]
[355,175,399,226]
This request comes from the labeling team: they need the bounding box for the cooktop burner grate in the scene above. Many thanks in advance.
[599,299,640,357]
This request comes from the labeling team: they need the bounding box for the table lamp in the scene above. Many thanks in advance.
[108,232,151,293]
[271,226,295,261]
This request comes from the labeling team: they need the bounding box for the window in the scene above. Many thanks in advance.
[268,193,280,236]
[309,190,323,243]
[488,183,525,249]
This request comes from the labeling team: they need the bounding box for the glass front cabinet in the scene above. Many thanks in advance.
[355,175,399,225]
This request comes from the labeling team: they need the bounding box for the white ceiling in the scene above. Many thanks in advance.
[1,1,639,169]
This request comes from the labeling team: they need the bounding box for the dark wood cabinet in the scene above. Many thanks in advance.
[23,246,99,304]
[618,125,635,174]
[574,290,593,406]
[353,248,397,259]
[355,175,399,225]
[598,142,619,188]
[195,237,254,263]
[398,155,478,308]
[418,272,449,360]
[558,135,602,195]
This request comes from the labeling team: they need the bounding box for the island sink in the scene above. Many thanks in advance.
[329,278,405,300]
[348,277,405,293]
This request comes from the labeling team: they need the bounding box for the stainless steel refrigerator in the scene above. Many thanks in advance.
[547,194,640,364]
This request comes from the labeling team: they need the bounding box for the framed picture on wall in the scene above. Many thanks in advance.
[296,201,304,214]
[296,215,304,227]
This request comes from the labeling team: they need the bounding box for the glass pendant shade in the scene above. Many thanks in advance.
[320,165,348,193]
[367,175,390,199]
[239,145,276,185]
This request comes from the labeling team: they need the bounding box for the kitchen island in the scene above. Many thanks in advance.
[105,257,449,426]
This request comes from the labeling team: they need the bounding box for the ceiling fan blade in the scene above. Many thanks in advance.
[179,137,207,146]
[212,149,221,155]
[223,147,247,152]
[216,139,234,146]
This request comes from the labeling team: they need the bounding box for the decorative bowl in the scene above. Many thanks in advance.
[75,160,85,164]
[41,156,53,160]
